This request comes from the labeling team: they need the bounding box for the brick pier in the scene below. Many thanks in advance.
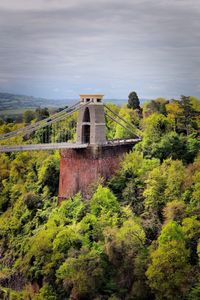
[58,143,136,203]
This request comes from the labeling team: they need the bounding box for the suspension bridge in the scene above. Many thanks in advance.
[0,95,141,153]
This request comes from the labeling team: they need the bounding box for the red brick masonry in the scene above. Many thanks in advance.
[58,143,136,203]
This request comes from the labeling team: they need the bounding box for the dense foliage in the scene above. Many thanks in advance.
[0,95,199,299]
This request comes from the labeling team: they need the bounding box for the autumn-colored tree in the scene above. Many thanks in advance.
[143,98,169,117]
[166,100,183,131]
[163,200,186,223]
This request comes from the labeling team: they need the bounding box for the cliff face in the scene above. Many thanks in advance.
[58,144,135,203]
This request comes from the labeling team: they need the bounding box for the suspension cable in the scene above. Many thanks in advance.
[105,112,140,138]
[0,106,78,140]
[0,100,92,140]
[104,104,141,137]
[0,101,80,139]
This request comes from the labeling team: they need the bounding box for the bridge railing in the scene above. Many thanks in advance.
[106,138,141,145]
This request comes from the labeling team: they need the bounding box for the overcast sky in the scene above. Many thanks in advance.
[0,0,200,100]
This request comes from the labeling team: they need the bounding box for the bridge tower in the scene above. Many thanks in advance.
[58,94,138,203]
[76,94,106,145]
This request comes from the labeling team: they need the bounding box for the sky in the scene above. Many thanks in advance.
[0,0,200,100]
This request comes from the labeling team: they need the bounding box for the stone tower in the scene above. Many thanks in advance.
[58,94,139,203]
[76,95,106,145]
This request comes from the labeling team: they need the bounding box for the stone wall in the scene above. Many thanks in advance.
[58,143,136,203]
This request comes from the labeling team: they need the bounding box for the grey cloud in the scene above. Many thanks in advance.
[0,0,199,98]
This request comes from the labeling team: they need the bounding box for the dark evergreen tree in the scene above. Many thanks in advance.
[180,95,196,135]
[128,91,140,110]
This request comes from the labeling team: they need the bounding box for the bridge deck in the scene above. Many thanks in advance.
[0,139,141,153]
[0,143,88,153]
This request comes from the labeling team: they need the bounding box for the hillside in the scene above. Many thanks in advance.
[0,96,199,299]
[0,92,75,111]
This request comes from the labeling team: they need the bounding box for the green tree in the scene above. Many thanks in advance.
[144,159,186,214]
[56,248,105,299]
[23,192,41,210]
[109,151,159,218]
[180,95,197,135]
[23,110,35,123]
[127,91,140,110]
[146,221,192,300]
[143,98,168,117]
[105,103,120,139]
[35,107,49,121]
[37,153,60,196]
[138,112,172,158]
[53,225,82,254]
[90,185,120,217]
[104,217,147,298]
[114,106,134,139]
[182,216,200,265]
[188,282,200,300]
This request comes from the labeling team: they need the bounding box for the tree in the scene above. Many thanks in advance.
[114,106,133,139]
[180,95,196,135]
[105,103,120,139]
[127,91,140,110]
[23,110,35,123]
[37,153,60,196]
[138,112,173,158]
[90,185,120,217]
[182,216,200,265]
[144,159,186,214]
[53,225,82,254]
[146,221,192,300]
[190,96,200,129]
[56,248,105,299]
[35,107,49,121]
[166,100,183,131]
[104,218,147,299]
[188,282,200,300]
[143,98,169,117]
[108,150,159,216]
[23,192,41,210]
[163,200,186,224]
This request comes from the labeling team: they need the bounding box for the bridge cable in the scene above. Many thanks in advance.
[16,100,92,138]
[0,106,79,140]
[104,104,141,137]
[0,100,93,141]
[0,101,80,139]
[105,112,140,138]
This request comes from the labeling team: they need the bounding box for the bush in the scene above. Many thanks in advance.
[23,192,41,210]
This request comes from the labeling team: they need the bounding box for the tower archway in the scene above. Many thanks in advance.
[82,107,91,143]
[82,124,90,143]
[83,107,90,122]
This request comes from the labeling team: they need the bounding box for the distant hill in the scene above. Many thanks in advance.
[0,92,148,111]
[0,92,76,111]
